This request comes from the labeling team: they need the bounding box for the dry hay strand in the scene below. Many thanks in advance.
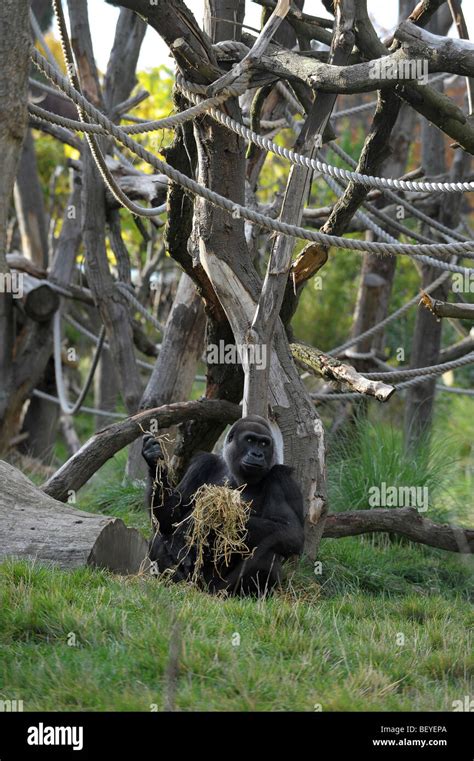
[138,425,177,531]
[184,483,252,584]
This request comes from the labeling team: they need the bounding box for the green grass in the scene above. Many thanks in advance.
[328,416,471,525]
[2,405,472,712]
[1,537,472,712]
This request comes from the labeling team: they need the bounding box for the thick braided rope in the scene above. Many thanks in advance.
[312,379,474,400]
[51,0,188,219]
[33,97,470,272]
[32,50,474,259]
[323,170,435,245]
[30,100,288,137]
[30,91,232,135]
[363,351,474,381]
[322,174,472,274]
[329,142,470,244]
[313,360,474,399]
[324,144,471,354]
[176,76,474,194]
[312,352,474,400]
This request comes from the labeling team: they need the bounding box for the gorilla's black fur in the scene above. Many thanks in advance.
[143,415,304,596]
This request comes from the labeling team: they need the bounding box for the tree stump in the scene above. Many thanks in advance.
[0,460,148,573]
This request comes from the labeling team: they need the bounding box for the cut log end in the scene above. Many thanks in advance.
[88,519,149,574]
[0,460,149,573]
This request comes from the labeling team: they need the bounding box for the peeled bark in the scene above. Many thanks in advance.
[140,274,206,411]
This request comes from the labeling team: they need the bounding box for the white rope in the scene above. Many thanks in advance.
[313,379,474,401]
[328,141,470,244]
[53,309,105,416]
[363,351,474,381]
[32,388,127,418]
[29,51,474,262]
[322,173,472,274]
[176,75,474,194]
[30,92,232,135]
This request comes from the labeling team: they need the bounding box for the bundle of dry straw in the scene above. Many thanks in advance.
[185,483,252,583]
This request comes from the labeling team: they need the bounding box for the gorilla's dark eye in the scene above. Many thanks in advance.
[246,437,254,444]
[261,441,267,447]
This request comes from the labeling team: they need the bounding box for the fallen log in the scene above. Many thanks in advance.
[0,460,148,572]
[323,507,474,553]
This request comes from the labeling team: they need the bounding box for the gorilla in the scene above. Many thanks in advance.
[142,415,305,596]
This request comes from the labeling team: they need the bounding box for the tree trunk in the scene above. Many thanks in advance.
[19,358,59,461]
[140,272,206,449]
[13,129,49,268]
[65,0,144,475]
[349,99,416,368]
[94,349,119,430]
[0,0,31,433]
[404,15,450,451]
[0,460,148,572]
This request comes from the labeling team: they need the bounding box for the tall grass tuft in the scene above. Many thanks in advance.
[327,416,460,524]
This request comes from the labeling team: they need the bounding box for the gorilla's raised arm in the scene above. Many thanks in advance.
[143,434,225,534]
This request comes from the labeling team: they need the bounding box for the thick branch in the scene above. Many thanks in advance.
[289,89,401,299]
[323,508,474,553]
[207,0,290,96]
[251,20,474,93]
[420,293,474,321]
[105,0,220,83]
[290,343,395,401]
[247,0,356,415]
[395,19,474,78]
[41,399,241,501]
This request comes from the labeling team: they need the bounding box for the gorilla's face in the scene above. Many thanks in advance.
[224,416,275,485]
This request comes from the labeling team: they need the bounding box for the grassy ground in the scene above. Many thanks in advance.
[0,536,472,711]
[1,407,472,712]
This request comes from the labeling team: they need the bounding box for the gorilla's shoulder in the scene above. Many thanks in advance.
[190,451,221,465]
[187,452,222,475]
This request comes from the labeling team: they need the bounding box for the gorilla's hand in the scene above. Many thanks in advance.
[142,434,165,470]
